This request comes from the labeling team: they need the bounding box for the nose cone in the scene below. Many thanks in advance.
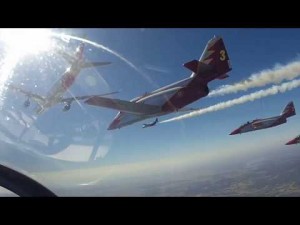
[285,139,297,145]
[107,118,121,130]
[230,128,241,135]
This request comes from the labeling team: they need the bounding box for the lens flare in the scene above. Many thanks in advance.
[0,28,53,57]
[0,29,54,99]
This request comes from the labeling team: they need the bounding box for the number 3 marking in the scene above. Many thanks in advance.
[220,50,226,61]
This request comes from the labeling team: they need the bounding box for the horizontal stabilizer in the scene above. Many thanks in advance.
[85,96,162,115]
[183,60,199,73]
[183,60,213,74]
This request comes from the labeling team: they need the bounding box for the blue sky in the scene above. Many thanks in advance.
[2,28,300,169]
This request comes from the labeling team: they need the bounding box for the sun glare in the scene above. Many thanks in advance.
[0,29,53,57]
[0,29,54,99]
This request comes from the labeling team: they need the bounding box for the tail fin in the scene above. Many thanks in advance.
[281,101,296,118]
[75,42,85,60]
[184,36,232,78]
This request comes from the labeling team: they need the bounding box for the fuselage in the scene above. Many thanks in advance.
[46,63,82,106]
[36,44,84,114]
[230,115,286,135]
[108,71,215,130]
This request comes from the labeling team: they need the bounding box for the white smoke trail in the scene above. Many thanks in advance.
[209,60,300,97]
[160,79,300,123]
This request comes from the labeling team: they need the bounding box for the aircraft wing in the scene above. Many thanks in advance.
[59,91,119,103]
[81,62,112,69]
[84,96,162,115]
[6,84,45,106]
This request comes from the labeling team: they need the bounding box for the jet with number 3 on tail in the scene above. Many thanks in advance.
[84,36,232,130]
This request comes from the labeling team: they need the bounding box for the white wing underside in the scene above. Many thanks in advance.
[85,96,162,115]
[7,84,119,108]
[7,84,46,107]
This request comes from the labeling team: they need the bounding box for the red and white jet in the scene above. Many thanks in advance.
[84,36,232,130]
[7,41,113,114]
[230,101,296,135]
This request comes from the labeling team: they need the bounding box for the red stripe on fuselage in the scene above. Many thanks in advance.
[61,72,76,90]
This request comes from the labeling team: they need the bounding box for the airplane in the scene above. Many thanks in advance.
[285,135,300,145]
[84,36,232,130]
[230,101,296,135]
[6,40,113,115]
[142,118,158,128]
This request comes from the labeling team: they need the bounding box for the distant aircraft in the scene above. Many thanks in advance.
[142,118,158,128]
[7,40,112,114]
[285,135,300,145]
[84,36,232,130]
[230,101,296,135]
